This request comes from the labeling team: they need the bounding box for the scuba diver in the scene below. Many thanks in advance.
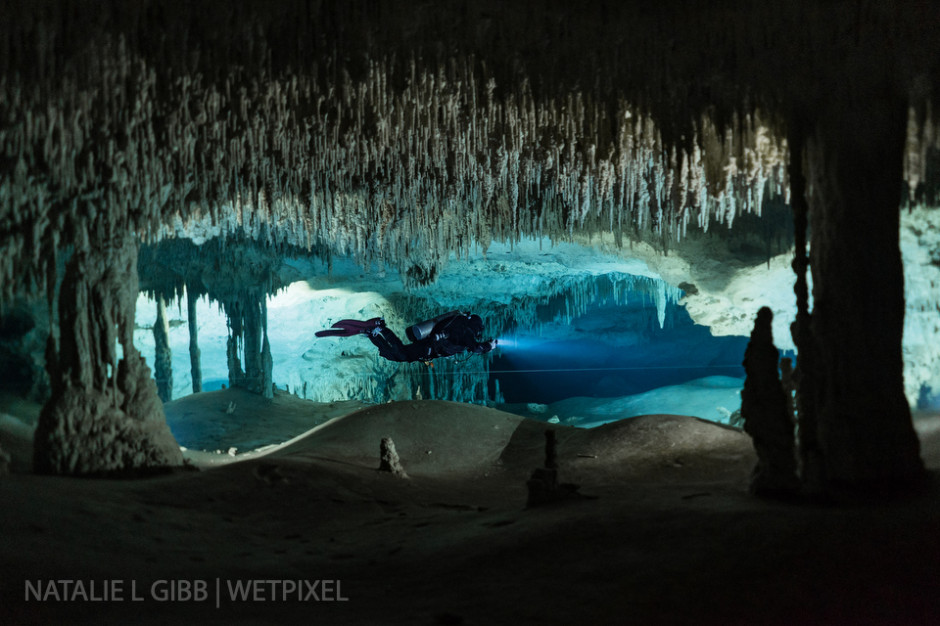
[316,311,496,364]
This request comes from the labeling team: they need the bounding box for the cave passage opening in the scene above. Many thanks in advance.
[131,234,800,451]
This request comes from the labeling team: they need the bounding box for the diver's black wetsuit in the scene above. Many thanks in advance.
[316,313,494,363]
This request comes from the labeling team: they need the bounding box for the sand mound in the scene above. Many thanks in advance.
[264,401,755,486]
[163,387,366,452]
[270,400,525,476]
[497,412,755,484]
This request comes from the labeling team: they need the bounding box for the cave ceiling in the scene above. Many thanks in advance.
[2,0,940,388]
[2,0,938,302]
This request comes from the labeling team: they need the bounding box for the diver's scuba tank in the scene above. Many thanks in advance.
[406,310,463,342]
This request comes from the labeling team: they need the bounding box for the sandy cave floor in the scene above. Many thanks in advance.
[1,390,940,625]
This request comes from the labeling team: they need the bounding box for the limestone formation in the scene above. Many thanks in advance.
[186,289,202,394]
[526,430,584,507]
[152,297,172,402]
[787,129,825,496]
[741,307,799,497]
[544,429,558,470]
[222,293,274,399]
[378,437,408,479]
[139,235,288,397]
[804,101,925,490]
[0,300,49,400]
[32,237,183,475]
[779,357,797,436]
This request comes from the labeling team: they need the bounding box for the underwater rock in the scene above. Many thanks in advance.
[379,437,408,479]
[741,307,798,497]
[526,430,587,507]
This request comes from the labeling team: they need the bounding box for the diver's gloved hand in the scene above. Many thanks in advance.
[361,317,383,333]
[474,340,496,353]
[367,317,386,336]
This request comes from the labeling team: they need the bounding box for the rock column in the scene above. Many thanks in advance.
[788,127,825,494]
[33,236,183,475]
[153,297,172,402]
[804,100,924,490]
[742,307,799,497]
[187,289,202,393]
[224,292,273,397]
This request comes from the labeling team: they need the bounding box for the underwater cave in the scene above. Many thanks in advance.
[2,1,940,624]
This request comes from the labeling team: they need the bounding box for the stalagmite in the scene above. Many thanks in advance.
[32,236,183,475]
[152,297,172,403]
[741,307,798,497]
[544,429,558,470]
[525,430,585,508]
[378,437,408,479]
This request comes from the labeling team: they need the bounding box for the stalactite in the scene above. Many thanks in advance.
[241,298,263,391]
[152,296,173,402]
[187,288,202,394]
[220,290,274,397]
[226,309,245,389]
[260,296,274,400]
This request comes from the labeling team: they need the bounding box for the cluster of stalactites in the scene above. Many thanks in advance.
[135,233,302,313]
[388,272,682,348]
[153,54,792,259]
[903,103,940,207]
[0,24,795,308]
[481,272,683,334]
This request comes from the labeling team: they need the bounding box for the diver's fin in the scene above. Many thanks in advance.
[315,327,360,337]
[316,318,384,337]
